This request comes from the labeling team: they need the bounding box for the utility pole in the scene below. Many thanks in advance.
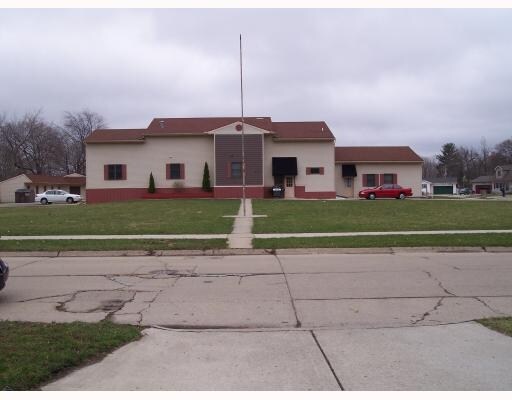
[240,34,246,216]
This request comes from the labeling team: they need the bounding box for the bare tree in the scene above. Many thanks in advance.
[422,155,438,179]
[61,110,106,175]
[0,111,66,177]
[495,138,512,164]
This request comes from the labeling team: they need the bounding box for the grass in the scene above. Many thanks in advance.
[254,233,512,249]
[0,239,227,252]
[478,317,512,337]
[0,321,141,390]
[0,199,239,235]
[253,199,512,233]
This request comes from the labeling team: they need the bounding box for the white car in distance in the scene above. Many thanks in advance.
[35,190,82,205]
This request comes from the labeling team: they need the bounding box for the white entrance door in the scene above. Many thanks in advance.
[284,176,295,199]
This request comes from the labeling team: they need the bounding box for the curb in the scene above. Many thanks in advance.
[1,247,511,257]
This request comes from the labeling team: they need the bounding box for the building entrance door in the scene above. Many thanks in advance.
[284,176,295,199]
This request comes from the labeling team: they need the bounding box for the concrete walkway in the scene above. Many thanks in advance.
[255,229,512,239]
[227,199,254,249]
[2,228,511,241]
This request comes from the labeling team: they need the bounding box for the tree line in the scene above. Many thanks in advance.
[0,110,106,181]
[423,138,512,187]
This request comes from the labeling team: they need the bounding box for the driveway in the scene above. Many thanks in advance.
[1,251,512,389]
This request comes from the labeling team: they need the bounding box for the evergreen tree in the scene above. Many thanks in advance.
[436,143,461,179]
[202,162,211,191]
[148,172,155,193]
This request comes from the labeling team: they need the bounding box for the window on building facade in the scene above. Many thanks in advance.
[108,164,124,180]
[345,177,352,187]
[231,162,242,178]
[383,174,394,184]
[310,167,321,174]
[366,174,376,187]
[170,164,182,179]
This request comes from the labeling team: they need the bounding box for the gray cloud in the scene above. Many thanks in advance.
[1,9,511,156]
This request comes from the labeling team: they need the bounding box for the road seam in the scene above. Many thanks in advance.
[310,330,344,391]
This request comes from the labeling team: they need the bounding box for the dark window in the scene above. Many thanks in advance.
[108,164,123,180]
[310,167,321,174]
[384,174,394,184]
[170,164,182,179]
[366,174,376,187]
[231,162,242,178]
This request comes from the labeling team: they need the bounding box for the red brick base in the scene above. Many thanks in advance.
[294,186,336,199]
[86,187,213,203]
[86,186,336,203]
[213,186,265,198]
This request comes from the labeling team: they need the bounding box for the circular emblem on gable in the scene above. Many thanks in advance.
[235,124,243,131]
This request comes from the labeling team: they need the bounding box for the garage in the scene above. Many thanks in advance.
[475,185,492,194]
[433,185,454,195]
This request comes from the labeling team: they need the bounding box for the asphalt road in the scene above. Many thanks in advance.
[2,251,512,390]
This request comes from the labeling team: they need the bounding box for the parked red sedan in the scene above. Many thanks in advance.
[359,184,413,200]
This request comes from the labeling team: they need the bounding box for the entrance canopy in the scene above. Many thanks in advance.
[342,164,357,177]
[272,157,297,176]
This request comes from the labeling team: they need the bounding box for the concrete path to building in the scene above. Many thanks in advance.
[2,251,512,390]
[226,198,254,249]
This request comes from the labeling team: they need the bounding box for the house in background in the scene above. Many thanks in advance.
[85,117,336,203]
[335,146,423,198]
[0,173,86,203]
[472,165,512,194]
[422,177,458,196]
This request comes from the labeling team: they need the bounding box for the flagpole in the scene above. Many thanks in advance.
[240,34,246,216]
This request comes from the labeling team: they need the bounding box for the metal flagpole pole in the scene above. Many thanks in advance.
[240,34,246,216]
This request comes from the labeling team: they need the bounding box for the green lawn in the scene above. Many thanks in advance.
[0,321,141,390]
[0,199,239,235]
[0,239,227,252]
[478,317,512,338]
[254,233,512,249]
[253,199,512,233]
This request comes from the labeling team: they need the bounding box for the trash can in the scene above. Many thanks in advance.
[272,185,285,198]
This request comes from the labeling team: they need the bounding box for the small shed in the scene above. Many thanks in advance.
[15,188,35,203]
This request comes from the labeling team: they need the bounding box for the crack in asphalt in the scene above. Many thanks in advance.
[411,297,444,325]
[423,270,456,296]
[474,297,506,316]
[272,253,302,328]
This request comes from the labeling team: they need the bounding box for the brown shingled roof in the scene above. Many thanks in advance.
[85,129,145,143]
[26,174,86,186]
[147,117,273,133]
[272,121,334,140]
[335,146,423,163]
[86,117,335,142]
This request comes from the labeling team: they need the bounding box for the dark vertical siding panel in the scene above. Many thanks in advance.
[215,135,262,186]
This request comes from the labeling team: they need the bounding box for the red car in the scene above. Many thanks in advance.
[359,184,413,200]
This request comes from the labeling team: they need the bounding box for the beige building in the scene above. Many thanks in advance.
[85,117,424,203]
[0,173,86,203]
[335,147,423,198]
[85,117,336,202]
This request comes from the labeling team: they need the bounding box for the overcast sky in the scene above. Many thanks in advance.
[1,8,511,156]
